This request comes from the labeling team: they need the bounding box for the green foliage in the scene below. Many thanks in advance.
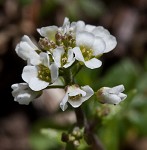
[30,128,64,150]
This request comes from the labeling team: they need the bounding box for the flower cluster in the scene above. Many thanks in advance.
[11,17,127,111]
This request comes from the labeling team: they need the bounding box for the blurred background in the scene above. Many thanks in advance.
[0,0,146,150]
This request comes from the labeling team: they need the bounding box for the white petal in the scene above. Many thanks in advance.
[50,63,58,83]
[11,83,19,89]
[118,93,127,101]
[92,27,117,53]
[11,83,25,96]
[76,31,94,48]
[110,85,125,94]
[63,49,75,68]
[104,35,117,53]
[22,35,38,49]
[39,52,50,67]
[11,83,27,91]
[63,58,75,68]
[102,94,121,104]
[92,26,110,38]
[60,93,69,111]
[29,77,49,91]
[73,47,84,62]
[75,21,85,32]
[53,48,64,68]
[68,98,83,108]
[81,85,94,101]
[63,17,69,26]
[68,88,86,97]
[85,24,96,32]
[62,17,70,33]
[70,22,76,31]
[85,58,102,69]
[16,42,40,65]
[15,93,32,105]
[67,49,74,62]
[37,26,58,40]
[92,37,106,56]
[28,58,41,66]
[22,66,38,83]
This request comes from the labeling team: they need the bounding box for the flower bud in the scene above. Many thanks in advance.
[96,85,127,105]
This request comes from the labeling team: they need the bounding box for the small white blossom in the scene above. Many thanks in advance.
[60,85,94,111]
[72,22,117,69]
[11,83,42,105]
[22,52,58,91]
[53,47,75,68]
[96,85,127,105]
[73,31,105,69]
[15,35,41,65]
[73,21,117,53]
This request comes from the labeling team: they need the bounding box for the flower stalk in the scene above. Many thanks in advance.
[75,106,105,150]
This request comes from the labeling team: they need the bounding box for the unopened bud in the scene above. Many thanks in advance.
[96,85,127,105]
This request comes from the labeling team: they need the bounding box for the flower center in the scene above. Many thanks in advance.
[38,32,76,56]
[69,94,82,101]
[38,64,51,82]
[61,53,68,66]
[39,37,56,52]
[55,32,76,50]
[80,46,93,61]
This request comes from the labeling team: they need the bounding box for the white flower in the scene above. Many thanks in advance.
[73,21,117,53]
[73,31,106,69]
[22,52,58,91]
[71,21,117,69]
[96,85,127,105]
[72,23,117,69]
[15,35,41,65]
[11,83,42,105]
[60,85,94,111]
[53,47,75,68]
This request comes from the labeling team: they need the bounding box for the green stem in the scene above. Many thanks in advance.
[75,106,86,128]
[73,63,83,78]
[85,124,105,150]
[63,68,74,85]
